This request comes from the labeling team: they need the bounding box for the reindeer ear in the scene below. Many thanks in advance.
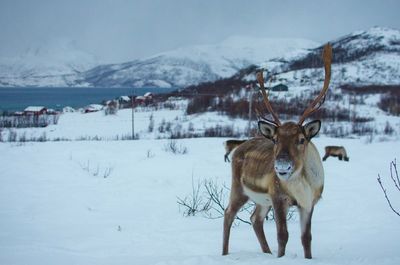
[258,120,278,139]
[303,120,321,140]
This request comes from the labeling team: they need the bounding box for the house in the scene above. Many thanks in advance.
[144,92,153,99]
[118,96,131,102]
[63,106,76,113]
[118,96,132,108]
[135,96,147,105]
[46,109,59,115]
[84,104,103,113]
[104,100,119,115]
[271,84,289,92]
[24,106,47,115]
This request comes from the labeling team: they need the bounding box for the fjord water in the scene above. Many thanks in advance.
[0,87,176,112]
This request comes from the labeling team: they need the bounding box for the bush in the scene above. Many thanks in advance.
[163,140,188,154]
[377,159,400,217]
[378,93,400,116]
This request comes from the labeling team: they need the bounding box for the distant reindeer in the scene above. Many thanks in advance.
[224,140,247,162]
[322,146,349,161]
[223,44,332,259]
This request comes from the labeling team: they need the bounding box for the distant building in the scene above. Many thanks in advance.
[118,96,131,102]
[63,106,76,113]
[135,96,147,105]
[118,96,132,108]
[84,104,103,113]
[271,84,289,92]
[24,106,47,115]
[144,92,153,98]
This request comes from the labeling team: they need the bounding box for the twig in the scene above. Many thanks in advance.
[389,159,400,192]
[377,174,400,217]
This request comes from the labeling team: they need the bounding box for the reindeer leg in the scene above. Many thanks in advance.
[299,206,314,259]
[272,197,289,257]
[222,190,248,255]
[224,153,230,162]
[251,205,272,254]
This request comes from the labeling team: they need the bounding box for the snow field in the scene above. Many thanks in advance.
[0,136,400,265]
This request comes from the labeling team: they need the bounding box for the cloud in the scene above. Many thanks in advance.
[1,0,399,63]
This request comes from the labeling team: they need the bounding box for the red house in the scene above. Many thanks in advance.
[24,106,47,115]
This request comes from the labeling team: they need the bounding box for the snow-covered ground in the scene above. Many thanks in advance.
[0,135,399,265]
[1,100,400,265]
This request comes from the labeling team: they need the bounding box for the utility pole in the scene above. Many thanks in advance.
[131,88,135,140]
[248,90,253,137]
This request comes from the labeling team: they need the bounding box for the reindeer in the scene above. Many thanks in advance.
[222,44,332,259]
[224,139,247,162]
[322,146,349,161]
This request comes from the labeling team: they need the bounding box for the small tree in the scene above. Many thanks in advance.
[148,113,154,133]
[377,159,400,217]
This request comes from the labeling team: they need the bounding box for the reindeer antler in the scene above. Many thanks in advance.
[256,71,281,125]
[298,43,333,125]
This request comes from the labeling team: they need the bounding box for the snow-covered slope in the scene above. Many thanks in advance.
[2,26,400,89]
[78,37,318,88]
[0,37,318,88]
[252,27,400,88]
[0,39,100,87]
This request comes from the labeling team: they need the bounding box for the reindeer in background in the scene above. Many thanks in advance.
[323,146,349,161]
[222,44,332,259]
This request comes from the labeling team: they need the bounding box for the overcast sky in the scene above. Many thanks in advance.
[0,0,399,63]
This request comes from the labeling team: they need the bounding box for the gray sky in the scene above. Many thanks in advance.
[1,0,399,63]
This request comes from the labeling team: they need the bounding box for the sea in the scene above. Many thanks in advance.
[0,87,177,112]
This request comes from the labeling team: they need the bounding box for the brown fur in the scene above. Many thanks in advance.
[222,122,324,259]
[322,146,349,161]
[224,139,247,162]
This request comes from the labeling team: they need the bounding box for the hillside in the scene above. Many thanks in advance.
[0,38,100,87]
[178,27,400,128]
[250,26,400,88]
[0,37,317,88]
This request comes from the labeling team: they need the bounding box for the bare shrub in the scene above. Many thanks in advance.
[378,93,400,116]
[377,159,400,217]
[177,177,211,217]
[204,125,240,138]
[163,139,188,154]
[18,132,27,142]
[158,118,166,133]
[177,178,296,225]
[384,121,395,135]
[148,113,154,133]
[351,122,375,135]
[146,149,155,158]
[103,166,113,178]
[8,130,17,142]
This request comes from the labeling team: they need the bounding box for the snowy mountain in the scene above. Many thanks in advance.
[2,27,400,89]
[247,26,400,88]
[76,37,318,88]
[0,37,318,88]
[0,38,100,87]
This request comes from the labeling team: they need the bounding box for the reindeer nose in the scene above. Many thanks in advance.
[274,158,294,180]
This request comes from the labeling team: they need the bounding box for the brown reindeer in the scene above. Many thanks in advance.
[224,140,247,162]
[322,146,349,161]
[222,44,332,259]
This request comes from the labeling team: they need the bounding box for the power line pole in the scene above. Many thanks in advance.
[248,91,253,137]
[131,88,135,140]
